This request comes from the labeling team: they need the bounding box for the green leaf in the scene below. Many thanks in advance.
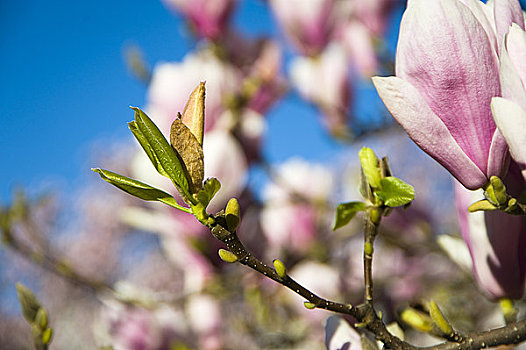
[92,168,191,213]
[130,107,194,203]
[195,178,221,208]
[376,177,415,207]
[359,147,381,189]
[333,201,366,230]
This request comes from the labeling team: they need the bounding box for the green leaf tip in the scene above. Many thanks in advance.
[333,201,366,230]
[225,197,240,231]
[93,168,191,213]
[196,178,221,209]
[376,177,415,207]
[16,283,41,323]
[218,249,238,263]
[42,327,53,345]
[400,308,432,333]
[359,147,382,189]
[129,106,194,203]
[273,259,287,278]
[428,300,453,335]
[303,301,316,310]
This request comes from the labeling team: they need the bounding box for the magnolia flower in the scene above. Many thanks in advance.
[492,23,526,180]
[147,50,242,135]
[455,162,526,300]
[290,42,351,133]
[373,0,525,190]
[269,0,336,55]
[162,0,235,39]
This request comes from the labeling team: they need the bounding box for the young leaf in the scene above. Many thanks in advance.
[130,107,193,202]
[92,168,191,213]
[128,121,167,177]
[195,178,221,209]
[376,177,415,207]
[16,283,41,323]
[333,201,366,230]
[170,118,205,194]
[359,147,382,189]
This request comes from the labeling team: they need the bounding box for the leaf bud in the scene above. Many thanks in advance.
[428,300,453,335]
[359,147,382,189]
[273,259,287,278]
[16,283,41,323]
[218,248,238,263]
[400,307,432,333]
[303,301,316,310]
[225,198,241,231]
[35,308,48,330]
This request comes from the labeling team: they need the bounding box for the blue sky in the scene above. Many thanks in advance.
[1,0,361,202]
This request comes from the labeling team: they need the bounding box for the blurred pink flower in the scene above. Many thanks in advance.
[492,23,526,180]
[185,295,223,350]
[339,21,378,76]
[147,50,242,135]
[373,0,525,190]
[162,0,236,39]
[260,158,334,253]
[269,0,336,55]
[455,162,526,300]
[290,43,351,134]
[101,301,186,350]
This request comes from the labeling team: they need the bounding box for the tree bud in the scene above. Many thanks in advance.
[225,198,241,231]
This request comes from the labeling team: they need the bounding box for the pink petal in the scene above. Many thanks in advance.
[491,97,526,180]
[372,76,487,189]
[499,39,526,111]
[325,316,362,350]
[494,0,525,48]
[396,0,500,175]
[506,24,526,93]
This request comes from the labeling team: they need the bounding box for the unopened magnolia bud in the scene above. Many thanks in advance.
[273,259,287,278]
[400,308,432,333]
[428,300,452,335]
[225,198,241,231]
[218,249,238,263]
[303,301,316,310]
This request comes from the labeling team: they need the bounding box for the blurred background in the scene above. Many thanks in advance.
[2,0,521,349]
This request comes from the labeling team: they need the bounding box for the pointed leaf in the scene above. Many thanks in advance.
[196,178,221,208]
[359,147,382,189]
[376,177,415,207]
[131,107,193,202]
[128,121,167,177]
[93,168,191,213]
[333,201,366,230]
[170,118,205,194]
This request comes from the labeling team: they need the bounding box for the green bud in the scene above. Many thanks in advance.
[400,308,432,333]
[35,308,48,330]
[42,327,53,345]
[16,283,41,323]
[303,301,316,310]
[273,259,287,278]
[364,242,373,256]
[225,198,241,231]
[490,176,507,205]
[468,199,497,213]
[428,300,453,335]
[359,147,382,189]
[218,249,238,263]
[499,298,518,324]
[370,208,381,225]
